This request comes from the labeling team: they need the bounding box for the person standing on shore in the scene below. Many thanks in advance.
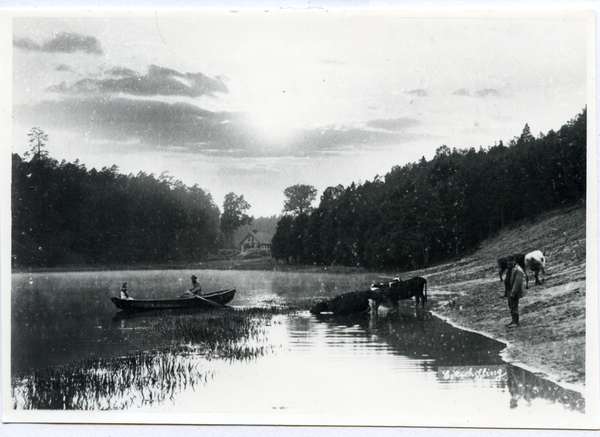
[505,257,526,328]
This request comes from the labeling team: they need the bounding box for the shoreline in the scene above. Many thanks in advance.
[430,310,585,394]
[11,207,588,392]
[10,258,374,275]
[413,206,587,390]
[12,255,587,393]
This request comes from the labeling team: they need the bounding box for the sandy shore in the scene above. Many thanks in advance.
[413,206,587,390]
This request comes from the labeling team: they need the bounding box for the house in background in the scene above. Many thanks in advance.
[239,230,273,253]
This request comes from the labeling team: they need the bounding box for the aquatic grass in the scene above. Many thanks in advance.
[258,298,317,312]
[12,350,217,410]
[12,306,287,410]
[145,307,296,350]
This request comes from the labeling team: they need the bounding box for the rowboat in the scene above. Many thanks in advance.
[110,288,236,312]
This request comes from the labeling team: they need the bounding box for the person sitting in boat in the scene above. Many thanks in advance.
[120,282,131,300]
[189,275,203,296]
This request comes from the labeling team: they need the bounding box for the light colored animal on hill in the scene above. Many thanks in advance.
[524,250,546,287]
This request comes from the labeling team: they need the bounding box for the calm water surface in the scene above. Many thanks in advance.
[11,269,586,426]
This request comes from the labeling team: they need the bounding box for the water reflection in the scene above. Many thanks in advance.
[306,309,585,413]
[313,309,506,367]
[11,270,586,420]
[507,365,585,412]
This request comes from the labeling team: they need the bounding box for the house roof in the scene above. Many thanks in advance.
[240,230,273,245]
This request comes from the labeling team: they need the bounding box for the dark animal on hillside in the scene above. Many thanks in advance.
[371,276,427,309]
[503,261,513,298]
[310,290,382,315]
[524,250,546,287]
[497,253,526,282]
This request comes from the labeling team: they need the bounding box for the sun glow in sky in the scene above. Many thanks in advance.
[247,91,302,147]
[7,10,593,216]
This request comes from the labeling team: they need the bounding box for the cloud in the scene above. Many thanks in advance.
[15,96,416,159]
[47,64,228,97]
[451,88,501,98]
[366,117,420,131]
[286,125,417,156]
[108,67,137,77]
[56,64,74,73]
[15,97,242,151]
[407,89,427,97]
[13,37,38,51]
[474,88,501,98]
[14,32,103,54]
[452,88,470,96]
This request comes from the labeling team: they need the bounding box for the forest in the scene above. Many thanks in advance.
[11,152,225,267]
[12,108,586,270]
[270,108,586,270]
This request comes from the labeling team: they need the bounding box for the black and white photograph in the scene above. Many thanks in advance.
[1,3,598,433]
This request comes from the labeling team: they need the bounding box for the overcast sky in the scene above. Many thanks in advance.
[11,11,591,217]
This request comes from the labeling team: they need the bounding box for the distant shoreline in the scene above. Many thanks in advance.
[11,257,379,275]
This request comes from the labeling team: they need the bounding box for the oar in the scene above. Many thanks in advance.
[179,291,227,308]
[192,294,227,309]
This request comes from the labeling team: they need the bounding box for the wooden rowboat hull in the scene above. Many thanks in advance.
[111,288,236,311]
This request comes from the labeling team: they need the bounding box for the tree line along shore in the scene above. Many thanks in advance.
[12,108,585,273]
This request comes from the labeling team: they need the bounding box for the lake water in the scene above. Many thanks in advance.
[9,269,587,428]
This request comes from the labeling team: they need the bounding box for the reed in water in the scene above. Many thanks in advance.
[12,306,295,410]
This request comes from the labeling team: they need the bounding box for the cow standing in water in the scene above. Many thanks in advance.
[310,289,384,315]
[370,276,427,309]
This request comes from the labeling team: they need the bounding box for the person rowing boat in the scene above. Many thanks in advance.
[179,274,207,298]
[188,274,203,296]
[179,275,226,308]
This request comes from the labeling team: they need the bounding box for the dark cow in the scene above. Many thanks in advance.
[502,259,513,298]
[524,250,546,287]
[310,290,376,315]
[497,253,526,282]
[371,276,427,309]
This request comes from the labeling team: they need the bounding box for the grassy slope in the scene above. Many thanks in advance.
[419,205,587,387]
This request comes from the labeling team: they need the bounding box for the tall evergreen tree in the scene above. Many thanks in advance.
[25,127,49,161]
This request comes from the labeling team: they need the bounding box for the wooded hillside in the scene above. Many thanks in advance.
[12,157,221,267]
[12,108,586,270]
[271,108,586,270]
